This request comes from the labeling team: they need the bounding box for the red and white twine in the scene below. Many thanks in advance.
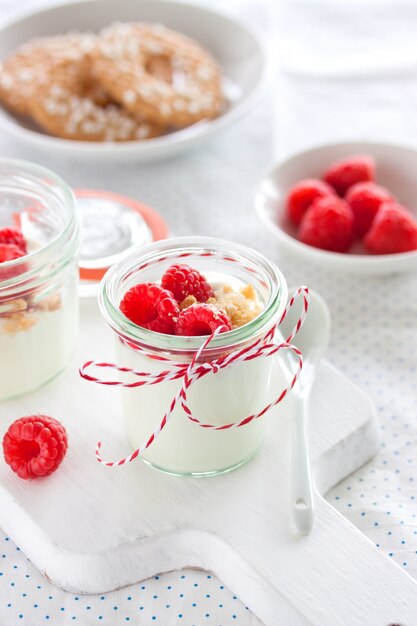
[79,286,310,467]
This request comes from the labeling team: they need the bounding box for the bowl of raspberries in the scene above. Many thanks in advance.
[256,142,417,274]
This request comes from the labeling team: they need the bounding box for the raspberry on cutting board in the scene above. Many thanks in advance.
[286,178,335,226]
[2,415,68,480]
[345,182,393,238]
[323,155,375,196]
[0,227,27,253]
[120,282,180,334]
[161,264,214,303]
[175,303,232,336]
[364,202,417,254]
[298,196,355,253]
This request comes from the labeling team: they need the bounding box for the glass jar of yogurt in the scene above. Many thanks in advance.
[0,159,80,400]
[99,237,290,477]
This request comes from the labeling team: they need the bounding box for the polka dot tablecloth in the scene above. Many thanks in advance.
[2,0,417,624]
[0,544,257,625]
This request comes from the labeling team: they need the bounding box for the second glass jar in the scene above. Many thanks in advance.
[0,159,80,400]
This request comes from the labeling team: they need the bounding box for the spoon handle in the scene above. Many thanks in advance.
[291,397,314,535]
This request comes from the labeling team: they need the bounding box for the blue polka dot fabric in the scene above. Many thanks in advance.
[0,541,260,625]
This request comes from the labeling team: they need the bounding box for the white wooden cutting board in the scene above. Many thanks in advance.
[0,298,416,626]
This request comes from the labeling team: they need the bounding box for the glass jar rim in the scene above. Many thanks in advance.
[99,236,288,353]
[0,158,78,289]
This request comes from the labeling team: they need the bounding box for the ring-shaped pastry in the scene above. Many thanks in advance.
[91,22,224,129]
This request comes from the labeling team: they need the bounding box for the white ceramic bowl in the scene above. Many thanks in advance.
[256,141,417,274]
[0,0,267,161]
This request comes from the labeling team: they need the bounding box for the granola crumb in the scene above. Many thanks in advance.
[240,284,256,300]
[0,292,61,333]
[35,292,62,312]
[179,295,197,310]
[0,298,27,315]
[4,312,37,334]
[207,283,263,329]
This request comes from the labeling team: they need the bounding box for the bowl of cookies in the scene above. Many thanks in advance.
[256,141,417,274]
[0,0,267,160]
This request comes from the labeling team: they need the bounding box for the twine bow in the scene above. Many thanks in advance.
[79,286,309,466]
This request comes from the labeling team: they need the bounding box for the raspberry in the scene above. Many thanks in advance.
[364,202,417,254]
[298,196,354,253]
[345,182,393,238]
[175,303,232,336]
[286,179,335,226]
[120,282,179,333]
[2,415,68,480]
[323,155,375,196]
[0,243,26,281]
[0,228,27,253]
[161,264,214,303]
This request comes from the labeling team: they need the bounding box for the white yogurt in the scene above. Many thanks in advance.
[116,338,274,475]
[0,276,78,400]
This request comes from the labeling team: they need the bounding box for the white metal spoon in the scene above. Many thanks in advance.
[280,288,331,536]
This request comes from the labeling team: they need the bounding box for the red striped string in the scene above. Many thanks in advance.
[80,286,309,466]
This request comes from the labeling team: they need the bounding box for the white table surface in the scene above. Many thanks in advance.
[1,0,417,624]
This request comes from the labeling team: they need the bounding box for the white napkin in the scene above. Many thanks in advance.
[274,0,417,78]
[267,1,417,161]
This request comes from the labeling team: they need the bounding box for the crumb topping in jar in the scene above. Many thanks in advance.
[207,283,263,330]
[0,230,63,334]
